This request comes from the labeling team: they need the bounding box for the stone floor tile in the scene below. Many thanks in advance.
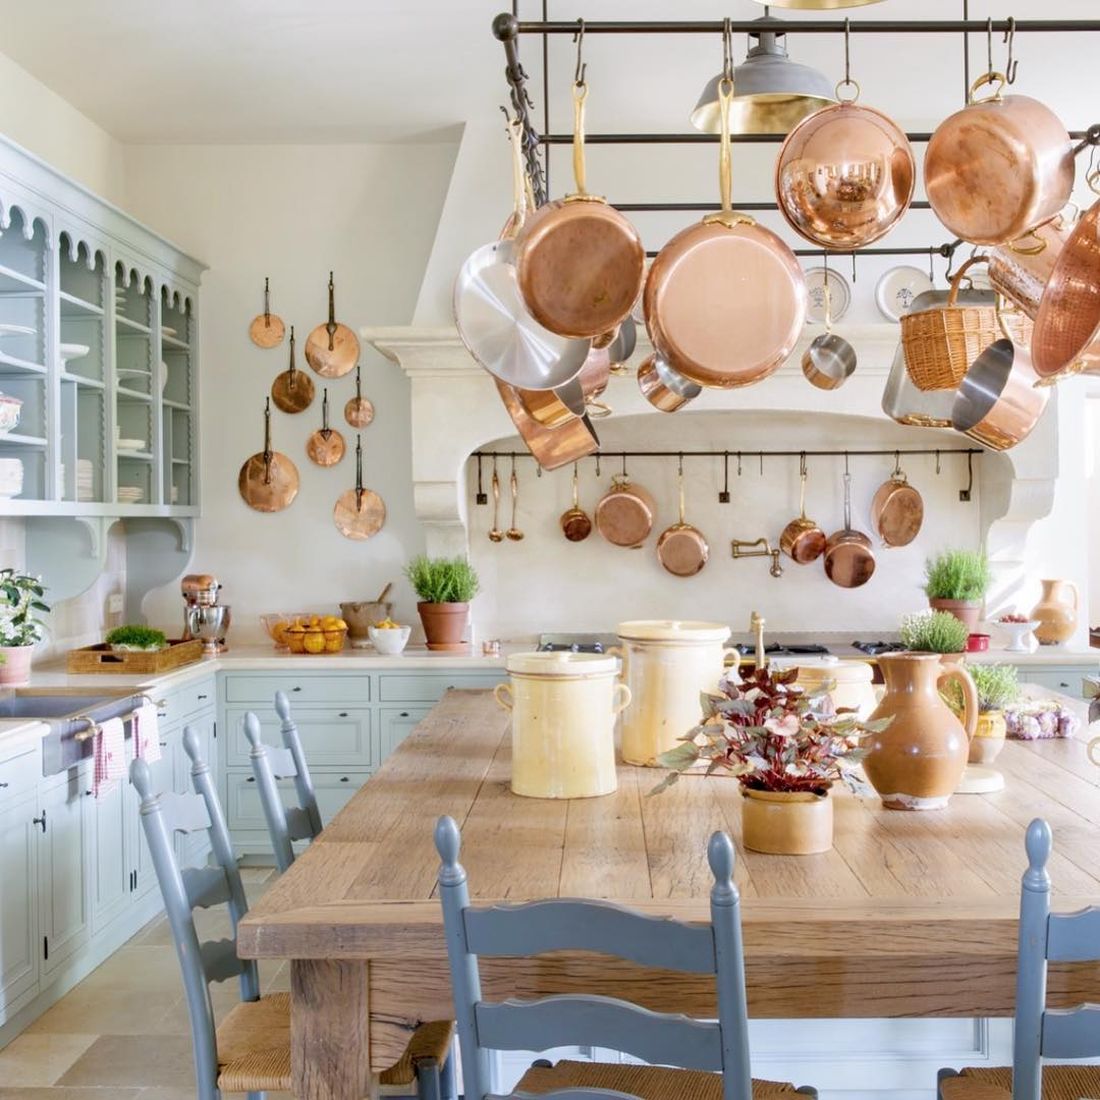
[0,1090,142,1100]
[27,988,181,1037]
[0,1035,97,1087]
[56,1035,195,1090]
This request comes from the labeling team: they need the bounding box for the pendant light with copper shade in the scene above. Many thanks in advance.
[691,17,835,135]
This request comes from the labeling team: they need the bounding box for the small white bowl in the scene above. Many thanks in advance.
[368,624,411,655]
[997,620,1040,653]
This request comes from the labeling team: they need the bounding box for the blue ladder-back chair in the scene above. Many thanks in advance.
[434,815,818,1100]
[939,819,1100,1100]
[242,691,322,873]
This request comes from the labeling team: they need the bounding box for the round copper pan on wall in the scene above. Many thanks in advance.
[305,272,359,379]
[656,467,709,577]
[776,98,916,249]
[595,478,657,548]
[953,339,1050,451]
[870,467,923,548]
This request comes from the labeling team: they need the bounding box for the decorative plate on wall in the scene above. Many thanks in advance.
[803,267,850,324]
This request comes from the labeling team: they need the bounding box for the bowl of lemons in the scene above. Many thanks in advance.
[267,613,348,654]
[367,618,411,656]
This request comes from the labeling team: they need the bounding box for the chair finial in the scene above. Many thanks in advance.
[1024,818,1053,891]
[274,690,291,722]
[130,756,154,800]
[708,831,738,904]
[182,724,203,765]
[243,711,264,750]
[435,816,468,887]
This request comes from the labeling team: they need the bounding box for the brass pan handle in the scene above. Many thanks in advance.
[969,70,1007,104]
[571,81,588,197]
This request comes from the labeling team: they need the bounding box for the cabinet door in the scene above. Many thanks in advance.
[85,779,130,932]
[378,707,432,763]
[38,769,90,975]
[0,792,39,1015]
[170,712,216,869]
[131,733,183,897]
[223,706,372,769]
[227,769,372,837]
[1020,668,1087,697]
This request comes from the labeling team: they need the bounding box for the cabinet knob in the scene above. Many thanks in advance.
[246,776,255,783]
[197,694,208,701]
[1060,682,1070,689]
[399,712,409,718]
[0,781,8,788]
[338,711,348,718]
[291,686,302,693]
[340,776,349,783]
[32,812,46,832]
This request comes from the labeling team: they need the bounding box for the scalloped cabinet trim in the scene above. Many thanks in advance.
[364,324,1062,608]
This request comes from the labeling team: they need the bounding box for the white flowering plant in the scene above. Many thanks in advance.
[0,570,49,647]
[652,665,890,796]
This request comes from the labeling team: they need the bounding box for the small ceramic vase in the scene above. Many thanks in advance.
[1030,579,1078,646]
[740,788,833,854]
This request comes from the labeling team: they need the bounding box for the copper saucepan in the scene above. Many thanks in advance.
[656,464,709,577]
[925,72,1075,247]
[987,210,1076,321]
[775,84,916,249]
[780,461,826,564]
[870,458,923,548]
[636,352,702,413]
[824,472,876,589]
[952,338,1050,451]
[515,81,645,340]
[560,464,593,542]
[645,77,805,389]
[595,475,656,549]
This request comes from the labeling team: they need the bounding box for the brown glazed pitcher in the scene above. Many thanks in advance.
[1030,579,1079,645]
[864,653,978,811]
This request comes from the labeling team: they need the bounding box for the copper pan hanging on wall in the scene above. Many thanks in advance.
[270,326,314,414]
[306,389,346,467]
[248,276,285,349]
[870,457,924,548]
[645,67,805,389]
[306,272,360,378]
[333,434,386,540]
[345,362,375,428]
[238,398,299,513]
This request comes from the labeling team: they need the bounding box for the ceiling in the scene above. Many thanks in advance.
[0,0,1095,144]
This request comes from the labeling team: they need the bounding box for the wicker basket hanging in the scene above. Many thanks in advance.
[901,256,1032,392]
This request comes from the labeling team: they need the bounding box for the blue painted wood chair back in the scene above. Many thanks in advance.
[1011,818,1100,1099]
[433,815,754,1100]
[242,690,322,873]
[130,726,259,1100]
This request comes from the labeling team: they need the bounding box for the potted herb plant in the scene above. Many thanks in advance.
[0,569,49,686]
[105,625,168,653]
[923,549,990,631]
[899,609,970,657]
[403,555,479,651]
[653,666,889,855]
[943,662,1020,765]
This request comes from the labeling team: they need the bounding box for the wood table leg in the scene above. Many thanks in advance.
[291,959,371,1100]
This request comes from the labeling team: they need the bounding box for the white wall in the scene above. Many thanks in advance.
[120,142,458,641]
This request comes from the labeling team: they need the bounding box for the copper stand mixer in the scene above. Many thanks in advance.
[181,574,230,656]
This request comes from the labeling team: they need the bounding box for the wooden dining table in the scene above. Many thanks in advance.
[237,687,1100,1100]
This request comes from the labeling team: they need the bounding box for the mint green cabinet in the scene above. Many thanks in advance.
[378,707,432,761]
[85,778,129,933]
[0,783,39,1016]
[38,768,90,976]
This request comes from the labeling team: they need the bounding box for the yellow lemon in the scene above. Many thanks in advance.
[303,631,326,654]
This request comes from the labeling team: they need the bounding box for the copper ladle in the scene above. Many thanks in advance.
[488,459,504,543]
[506,458,524,541]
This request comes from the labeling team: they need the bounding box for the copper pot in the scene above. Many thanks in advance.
[780,465,825,564]
[517,377,585,428]
[775,93,916,249]
[636,352,702,413]
[560,465,592,542]
[646,78,805,389]
[595,477,656,548]
[493,379,599,471]
[987,211,1075,321]
[823,472,875,589]
[925,73,1075,247]
[655,467,709,577]
[1030,196,1100,379]
[870,462,923,548]
[515,83,645,340]
[952,338,1049,451]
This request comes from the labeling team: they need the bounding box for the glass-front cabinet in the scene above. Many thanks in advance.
[0,135,204,517]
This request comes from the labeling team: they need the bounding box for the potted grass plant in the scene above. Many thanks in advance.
[943,662,1020,765]
[652,666,888,855]
[404,555,480,651]
[0,569,50,686]
[105,625,168,653]
[923,549,990,631]
[899,609,970,657]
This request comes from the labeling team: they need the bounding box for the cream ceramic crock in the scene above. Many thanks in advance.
[615,620,738,766]
[495,651,630,799]
[793,658,878,719]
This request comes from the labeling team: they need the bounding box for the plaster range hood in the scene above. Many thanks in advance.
[363,322,1065,622]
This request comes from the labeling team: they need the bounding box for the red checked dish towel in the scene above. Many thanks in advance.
[131,703,162,765]
[93,717,127,798]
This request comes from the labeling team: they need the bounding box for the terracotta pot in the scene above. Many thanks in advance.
[1030,579,1078,646]
[864,653,977,811]
[0,645,33,686]
[416,602,469,651]
[969,711,1007,765]
[741,788,833,855]
[929,598,982,632]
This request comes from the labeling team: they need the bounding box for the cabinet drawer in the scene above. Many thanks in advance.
[1020,668,1087,697]
[223,673,370,705]
[0,745,39,795]
[223,706,373,769]
[378,706,432,762]
[377,672,503,703]
[226,768,372,834]
[156,675,216,728]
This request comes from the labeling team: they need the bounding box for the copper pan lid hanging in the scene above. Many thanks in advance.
[249,276,285,349]
[238,398,300,513]
[306,389,347,467]
[306,272,360,378]
[333,434,386,540]
[345,362,375,428]
[270,326,314,414]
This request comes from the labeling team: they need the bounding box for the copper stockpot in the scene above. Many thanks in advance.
[987,212,1075,320]
[595,477,657,548]
[645,78,805,389]
[925,73,1075,247]
[493,379,599,472]
[952,338,1049,451]
[636,352,702,413]
[515,83,645,340]
[775,94,916,249]
[823,472,875,589]
[870,462,923,548]
[1031,196,1100,379]
[780,465,825,564]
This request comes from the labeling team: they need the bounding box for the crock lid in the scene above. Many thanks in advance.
[794,658,872,683]
[616,619,731,643]
[506,650,619,676]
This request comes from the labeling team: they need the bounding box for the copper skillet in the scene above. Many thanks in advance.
[515,79,645,340]
[249,277,285,349]
[870,457,923,548]
[780,460,825,564]
[645,77,805,389]
[824,471,875,589]
[656,463,708,577]
[270,326,314,414]
[238,398,299,514]
[333,434,385,540]
[306,272,359,379]
[306,389,346,467]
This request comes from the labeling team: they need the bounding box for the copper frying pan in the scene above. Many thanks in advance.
[515,81,645,340]
[824,472,876,588]
[333,435,386,540]
[345,363,375,428]
[656,464,709,577]
[270,326,314,414]
[306,389,346,467]
[645,78,805,389]
[870,458,923,548]
[238,398,299,513]
[249,277,285,349]
[306,272,359,379]
[493,379,599,471]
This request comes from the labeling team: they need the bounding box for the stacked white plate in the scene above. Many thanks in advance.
[0,458,24,499]
[116,437,146,453]
[77,458,94,502]
[118,486,145,504]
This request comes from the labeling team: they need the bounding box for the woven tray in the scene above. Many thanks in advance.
[67,638,204,674]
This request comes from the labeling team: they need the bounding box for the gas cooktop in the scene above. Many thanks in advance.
[537,633,619,654]
[732,642,831,658]
[851,640,906,656]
